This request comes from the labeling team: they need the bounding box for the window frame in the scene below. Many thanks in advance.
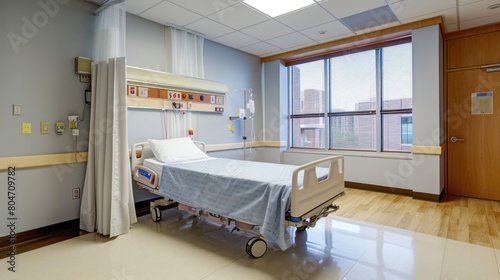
[289,40,413,153]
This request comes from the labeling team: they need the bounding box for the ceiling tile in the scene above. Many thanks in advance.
[267,32,315,50]
[458,0,485,5]
[240,20,295,41]
[126,0,163,15]
[211,31,260,49]
[460,13,500,29]
[300,20,354,42]
[275,4,337,30]
[399,8,457,25]
[208,2,270,30]
[184,18,234,39]
[446,22,459,33]
[166,0,243,17]
[318,0,388,18]
[121,0,500,57]
[239,42,282,56]
[390,0,456,21]
[459,0,500,21]
[139,1,202,26]
[354,21,401,35]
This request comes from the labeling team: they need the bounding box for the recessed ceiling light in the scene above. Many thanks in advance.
[243,0,316,17]
[487,3,500,9]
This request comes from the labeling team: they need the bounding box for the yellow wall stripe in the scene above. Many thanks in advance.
[0,141,286,170]
[411,145,445,155]
[0,152,88,171]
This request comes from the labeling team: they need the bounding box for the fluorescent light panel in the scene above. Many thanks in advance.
[244,0,316,17]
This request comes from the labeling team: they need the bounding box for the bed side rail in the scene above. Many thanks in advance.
[193,141,206,153]
[131,142,152,171]
[290,156,344,220]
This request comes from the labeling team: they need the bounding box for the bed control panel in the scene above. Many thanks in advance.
[133,166,157,189]
[138,168,152,180]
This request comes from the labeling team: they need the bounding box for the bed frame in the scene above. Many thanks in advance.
[131,141,345,258]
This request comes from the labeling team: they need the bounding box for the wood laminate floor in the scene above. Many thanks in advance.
[335,188,500,249]
[3,188,500,279]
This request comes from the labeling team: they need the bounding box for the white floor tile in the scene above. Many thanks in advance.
[1,211,500,280]
[395,233,446,280]
[495,249,500,277]
[440,239,500,280]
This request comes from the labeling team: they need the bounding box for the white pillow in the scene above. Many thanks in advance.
[148,137,209,163]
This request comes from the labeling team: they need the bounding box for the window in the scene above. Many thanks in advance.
[289,42,412,152]
[290,60,325,149]
[401,116,413,145]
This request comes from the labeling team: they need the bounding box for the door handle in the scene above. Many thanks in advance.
[450,136,465,143]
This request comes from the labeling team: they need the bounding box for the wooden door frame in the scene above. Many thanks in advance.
[443,23,500,197]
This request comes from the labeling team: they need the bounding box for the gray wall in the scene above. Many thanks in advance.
[0,0,96,237]
[250,59,288,164]
[0,3,263,236]
[125,14,262,202]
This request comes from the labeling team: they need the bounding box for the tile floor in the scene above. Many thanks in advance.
[1,208,500,280]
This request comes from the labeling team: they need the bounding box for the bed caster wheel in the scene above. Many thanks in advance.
[151,207,161,222]
[246,237,267,258]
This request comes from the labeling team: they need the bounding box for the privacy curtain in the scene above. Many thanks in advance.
[164,111,191,139]
[166,26,205,78]
[165,27,204,138]
[80,1,136,237]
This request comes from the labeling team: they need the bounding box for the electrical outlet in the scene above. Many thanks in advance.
[40,122,50,134]
[80,74,90,83]
[22,122,31,134]
[72,188,80,199]
[12,104,22,116]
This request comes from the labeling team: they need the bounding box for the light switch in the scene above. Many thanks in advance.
[22,123,31,134]
[12,104,22,116]
[40,122,50,134]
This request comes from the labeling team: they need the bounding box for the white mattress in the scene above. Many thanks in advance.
[143,157,215,183]
[143,158,165,181]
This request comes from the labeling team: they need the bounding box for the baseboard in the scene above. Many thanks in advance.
[0,219,80,259]
[412,190,443,202]
[346,181,414,197]
[345,181,442,202]
[0,199,173,259]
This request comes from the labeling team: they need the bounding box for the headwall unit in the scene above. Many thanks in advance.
[126,66,229,113]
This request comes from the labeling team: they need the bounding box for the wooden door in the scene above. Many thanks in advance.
[447,69,500,200]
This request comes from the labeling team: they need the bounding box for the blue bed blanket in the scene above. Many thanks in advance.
[158,158,326,250]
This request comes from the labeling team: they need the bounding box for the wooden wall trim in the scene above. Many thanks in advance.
[261,16,443,64]
[346,181,443,202]
[0,152,88,171]
[346,181,414,197]
[444,22,500,40]
[411,144,446,155]
[205,141,286,152]
[0,219,80,259]
[0,141,286,170]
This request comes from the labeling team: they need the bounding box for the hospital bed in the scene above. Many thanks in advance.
[131,138,345,258]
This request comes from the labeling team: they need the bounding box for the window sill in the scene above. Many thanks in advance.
[285,148,413,160]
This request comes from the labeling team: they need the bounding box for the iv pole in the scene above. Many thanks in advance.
[229,88,254,160]
[243,89,247,160]
[229,88,252,160]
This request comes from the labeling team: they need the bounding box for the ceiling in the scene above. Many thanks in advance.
[89,0,500,58]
